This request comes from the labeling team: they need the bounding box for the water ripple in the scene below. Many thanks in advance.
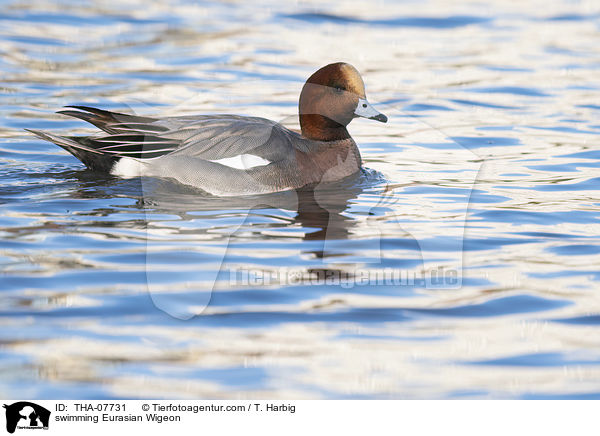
[1,0,599,399]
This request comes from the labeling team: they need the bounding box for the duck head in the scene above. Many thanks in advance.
[299,62,387,141]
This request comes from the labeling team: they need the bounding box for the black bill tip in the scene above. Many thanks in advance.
[369,113,388,123]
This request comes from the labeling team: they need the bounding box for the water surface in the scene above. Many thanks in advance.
[1,0,600,399]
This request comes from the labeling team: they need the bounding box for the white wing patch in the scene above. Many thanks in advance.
[111,157,146,177]
[209,154,271,169]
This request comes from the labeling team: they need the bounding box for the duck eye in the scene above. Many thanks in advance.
[334,86,344,94]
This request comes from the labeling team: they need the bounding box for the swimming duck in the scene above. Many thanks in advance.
[28,62,387,196]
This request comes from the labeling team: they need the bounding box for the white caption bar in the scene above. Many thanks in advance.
[1,400,597,436]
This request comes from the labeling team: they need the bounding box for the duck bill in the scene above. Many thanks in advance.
[354,98,388,123]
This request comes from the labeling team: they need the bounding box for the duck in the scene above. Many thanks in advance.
[28,62,387,196]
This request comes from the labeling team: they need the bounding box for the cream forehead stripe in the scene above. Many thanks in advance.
[339,64,365,97]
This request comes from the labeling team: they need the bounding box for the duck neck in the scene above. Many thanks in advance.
[299,114,351,142]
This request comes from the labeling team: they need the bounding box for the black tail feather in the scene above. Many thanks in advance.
[26,106,179,171]
[60,106,162,134]
[26,129,118,172]
[56,109,114,133]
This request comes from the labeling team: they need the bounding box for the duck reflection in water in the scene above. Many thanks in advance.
[49,166,372,246]
[40,167,400,318]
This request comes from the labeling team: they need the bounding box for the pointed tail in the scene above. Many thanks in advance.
[26,129,117,172]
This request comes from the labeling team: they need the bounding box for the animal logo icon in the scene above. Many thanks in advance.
[3,402,50,434]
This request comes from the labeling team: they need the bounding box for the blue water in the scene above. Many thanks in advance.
[1,0,599,399]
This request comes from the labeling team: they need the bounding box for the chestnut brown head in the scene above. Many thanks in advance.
[299,62,387,141]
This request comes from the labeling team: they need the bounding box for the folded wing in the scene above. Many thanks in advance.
[43,106,299,164]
